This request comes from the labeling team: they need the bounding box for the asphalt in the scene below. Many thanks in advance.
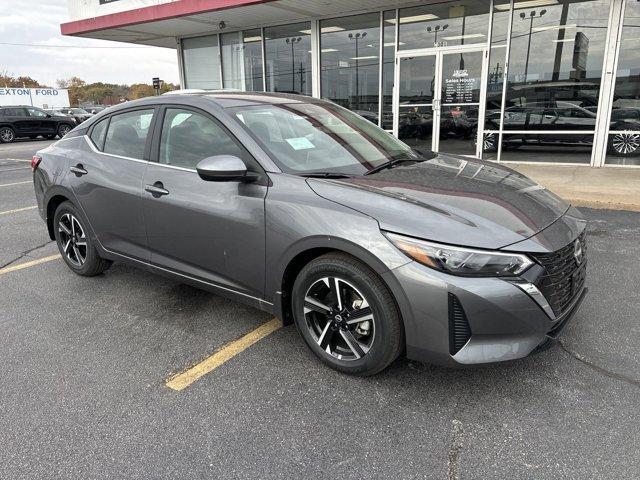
[0,140,638,479]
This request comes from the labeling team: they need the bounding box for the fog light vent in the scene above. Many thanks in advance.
[448,293,471,356]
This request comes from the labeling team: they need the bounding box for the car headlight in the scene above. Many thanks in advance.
[384,232,533,277]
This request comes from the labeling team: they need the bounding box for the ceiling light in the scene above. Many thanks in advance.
[441,33,485,41]
[495,0,558,11]
[350,56,378,60]
[243,36,262,43]
[386,14,439,24]
[532,23,577,32]
[552,38,575,43]
[321,48,338,53]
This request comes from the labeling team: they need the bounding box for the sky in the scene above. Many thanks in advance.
[0,0,179,87]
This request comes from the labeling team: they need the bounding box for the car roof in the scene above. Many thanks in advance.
[102,92,327,112]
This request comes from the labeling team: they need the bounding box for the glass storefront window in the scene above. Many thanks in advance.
[499,133,593,164]
[506,0,609,118]
[484,0,510,132]
[182,35,221,90]
[221,32,244,90]
[320,13,380,122]
[398,1,491,50]
[264,22,312,95]
[607,1,640,165]
[243,29,264,92]
[381,10,396,130]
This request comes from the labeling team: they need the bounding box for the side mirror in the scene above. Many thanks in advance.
[196,155,248,182]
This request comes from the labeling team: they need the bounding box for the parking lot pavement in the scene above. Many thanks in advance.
[1,141,639,479]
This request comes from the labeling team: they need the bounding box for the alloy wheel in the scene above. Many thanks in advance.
[58,125,71,137]
[303,277,375,361]
[612,133,640,156]
[58,213,87,267]
[0,128,15,142]
[483,132,497,152]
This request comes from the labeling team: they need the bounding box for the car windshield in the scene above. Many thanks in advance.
[230,102,423,176]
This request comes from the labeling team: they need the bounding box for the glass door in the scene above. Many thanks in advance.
[394,45,488,157]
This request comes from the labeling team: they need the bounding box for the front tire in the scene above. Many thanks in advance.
[0,126,15,143]
[292,253,403,376]
[53,201,111,276]
[57,123,72,138]
[609,133,640,157]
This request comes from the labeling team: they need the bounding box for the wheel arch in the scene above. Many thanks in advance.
[275,237,411,341]
[43,186,79,241]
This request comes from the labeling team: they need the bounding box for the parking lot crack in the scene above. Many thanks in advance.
[559,340,640,389]
[0,240,53,270]
[447,419,465,480]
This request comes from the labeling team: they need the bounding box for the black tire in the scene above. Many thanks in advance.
[57,123,72,138]
[292,253,403,376]
[53,201,111,276]
[0,126,15,143]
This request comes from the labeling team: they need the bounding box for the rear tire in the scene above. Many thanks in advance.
[0,127,15,143]
[53,201,111,276]
[292,253,403,376]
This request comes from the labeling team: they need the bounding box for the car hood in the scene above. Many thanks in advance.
[307,154,570,250]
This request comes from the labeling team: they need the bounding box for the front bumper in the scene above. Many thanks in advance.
[382,260,587,367]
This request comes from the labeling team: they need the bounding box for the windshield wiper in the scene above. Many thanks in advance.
[299,172,353,179]
[364,158,420,176]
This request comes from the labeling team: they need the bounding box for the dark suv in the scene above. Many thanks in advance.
[0,105,76,143]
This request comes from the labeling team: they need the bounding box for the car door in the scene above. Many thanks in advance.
[66,107,156,261]
[142,105,268,300]
[11,107,34,136]
[27,107,56,135]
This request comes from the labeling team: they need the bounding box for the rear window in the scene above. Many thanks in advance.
[103,109,154,160]
[89,118,109,150]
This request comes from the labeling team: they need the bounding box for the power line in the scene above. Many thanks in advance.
[0,42,158,49]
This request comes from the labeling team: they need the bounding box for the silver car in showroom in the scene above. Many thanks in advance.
[32,92,587,375]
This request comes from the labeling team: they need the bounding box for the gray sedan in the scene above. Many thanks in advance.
[32,92,587,375]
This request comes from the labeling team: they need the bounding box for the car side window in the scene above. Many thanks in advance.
[27,108,47,118]
[89,118,109,150]
[158,108,246,170]
[103,109,154,160]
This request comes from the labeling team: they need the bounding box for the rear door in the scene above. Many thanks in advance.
[67,107,156,261]
[142,105,267,299]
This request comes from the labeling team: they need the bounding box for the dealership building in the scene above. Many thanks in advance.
[62,0,640,167]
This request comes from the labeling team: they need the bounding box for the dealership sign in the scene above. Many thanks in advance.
[0,88,70,108]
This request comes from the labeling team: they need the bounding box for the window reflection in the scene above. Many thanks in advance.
[182,35,222,90]
[243,29,264,92]
[381,10,396,130]
[607,0,640,164]
[320,13,381,123]
[504,0,609,118]
[398,1,491,50]
[499,133,593,164]
[221,32,243,90]
[265,22,312,95]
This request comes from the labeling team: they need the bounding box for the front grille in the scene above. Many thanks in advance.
[448,293,471,355]
[530,231,587,316]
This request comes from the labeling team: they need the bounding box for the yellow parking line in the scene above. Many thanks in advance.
[0,205,37,216]
[166,317,283,392]
[0,180,31,188]
[0,254,61,275]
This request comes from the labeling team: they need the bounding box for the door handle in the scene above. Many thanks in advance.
[70,164,88,176]
[145,181,170,197]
